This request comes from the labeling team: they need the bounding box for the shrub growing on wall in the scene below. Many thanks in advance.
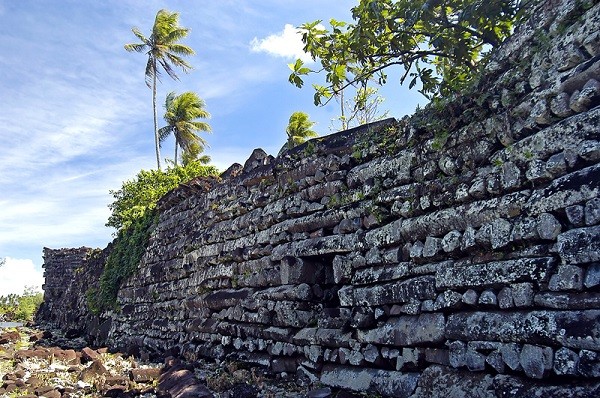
[88,162,220,313]
[106,162,219,231]
[88,210,157,314]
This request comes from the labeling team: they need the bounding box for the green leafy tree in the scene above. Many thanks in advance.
[106,162,219,231]
[125,9,195,170]
[98,162,219,312]
[181,141,211,166]
[0,287,43,322]
[331,86,389,131]
[159,91,211,166]
[286,111,318,149]
[289,0,526,103]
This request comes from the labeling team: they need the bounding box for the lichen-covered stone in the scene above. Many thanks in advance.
[585,197,600,225]
[36,3,600,395]
[436,258,555,289]
[557,225,600,264]
[357,313,445,346]
[549,265,584,291]
[433,291,462,311]
[459,290,477,307]
[478,290,498,307]
[441,230,461,252]
[554,347,579,375]
[410,366,495,398]
[550,92,574,118]
[448,340,467,368]
[566,205,585,226]
[584,263,600,288]
[497,287,514,309]
[578,349,600,377]
[353,276,436,306]
[533,291,600,309]
[447,310,600,350]
[546,152,567,177]
[536,213,562,240]
[487,350,506,373]
[511,283,534,307]
[320,365,419,397]
[526,164,600,216]
[526,159,551,182]
[423,236,442,257]
[501,162,521,190]
[500,343,522,371]
[461,226,477,251]
[519,344,552,379]
[491,218,512,249]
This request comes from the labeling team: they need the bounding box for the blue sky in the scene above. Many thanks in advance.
[0,0,425,295]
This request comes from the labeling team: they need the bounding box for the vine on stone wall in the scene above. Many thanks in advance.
[87,210,157,314]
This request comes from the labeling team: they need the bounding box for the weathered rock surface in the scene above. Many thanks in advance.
[37,1,600,397]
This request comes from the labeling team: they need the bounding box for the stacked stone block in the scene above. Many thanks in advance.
[38,0,600,396]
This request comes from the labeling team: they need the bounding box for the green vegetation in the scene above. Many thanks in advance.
[159,91,212,166]
[285,111,318,150]
[431,130,450,151]
[90,162,219,313]
[0,287,44,322]
[331,86,389,131]
[352,124,399,161]
[88,210,156,314]
[125,9,195,170]
[289,0,526,103]
[106,162,219,231]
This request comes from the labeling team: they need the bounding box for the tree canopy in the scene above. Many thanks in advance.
[289,0,526,103]
[286,112,318,149]
[331,86,389,131]
[159,91,211,166]
[124,9,195,170]
[106,162,219,231]
[0,287,44,322]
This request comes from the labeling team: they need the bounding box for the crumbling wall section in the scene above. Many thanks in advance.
[37,246,110,342]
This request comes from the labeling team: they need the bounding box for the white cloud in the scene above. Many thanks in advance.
[0,258,44,296]
[250,24,314,63]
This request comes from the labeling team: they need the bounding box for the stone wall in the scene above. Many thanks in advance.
[38,0,600,396]
[38,247,89,329]
[38,246,112,343]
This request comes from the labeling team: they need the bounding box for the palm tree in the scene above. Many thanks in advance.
[181,141,211,166]
[158,91,211,166]
[286,111,318,149]
[124,9,195,170]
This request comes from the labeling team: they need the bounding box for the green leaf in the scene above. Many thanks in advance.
[287,0,524,100]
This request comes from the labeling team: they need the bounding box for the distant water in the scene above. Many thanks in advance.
[0,322,23,328]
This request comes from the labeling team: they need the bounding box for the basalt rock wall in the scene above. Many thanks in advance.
[39,1,600,396]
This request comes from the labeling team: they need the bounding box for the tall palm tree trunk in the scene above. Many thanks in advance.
[152,64,161,171]
[174,143,178,166]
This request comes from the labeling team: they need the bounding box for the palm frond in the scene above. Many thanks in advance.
[190,121,212,133]
[124,43,147,53]
[158,126,173,143]
[167,42,195,56]
[144,57,156,88]
[165,53,193,72]
[131,28,149,44]
[158,58,180,81]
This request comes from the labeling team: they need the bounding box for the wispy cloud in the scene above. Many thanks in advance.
[0,0,424,292]
[250,24,314,63]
